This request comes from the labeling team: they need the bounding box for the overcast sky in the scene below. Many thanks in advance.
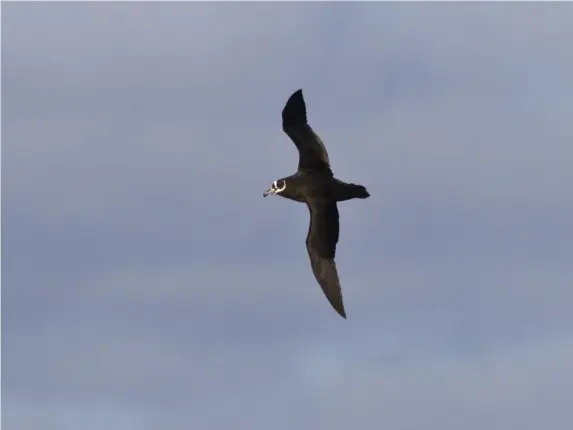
[3,2,573,429]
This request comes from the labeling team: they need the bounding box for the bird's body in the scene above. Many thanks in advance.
[272,173,368,203]
[263,89,370,318]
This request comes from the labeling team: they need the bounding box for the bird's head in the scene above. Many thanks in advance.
[263,179,287,198]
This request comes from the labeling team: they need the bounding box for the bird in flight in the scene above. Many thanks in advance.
[263,89,370,318]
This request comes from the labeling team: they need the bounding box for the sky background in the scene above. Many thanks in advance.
[2,2,573,429]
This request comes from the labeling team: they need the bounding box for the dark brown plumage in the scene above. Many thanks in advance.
[263,89,370,318]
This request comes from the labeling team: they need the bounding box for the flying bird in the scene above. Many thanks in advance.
[263,89,370,318]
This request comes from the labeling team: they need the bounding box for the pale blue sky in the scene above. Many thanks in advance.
[3,2,573,429]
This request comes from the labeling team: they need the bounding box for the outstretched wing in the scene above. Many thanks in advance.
[305,199,346,318]
[282,89,333,176]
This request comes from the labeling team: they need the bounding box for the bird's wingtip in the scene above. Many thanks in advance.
[333,303,347,319]
[291,88,303,99]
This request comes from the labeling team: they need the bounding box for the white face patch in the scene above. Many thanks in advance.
[264,179,287,197]
[273,180,287,193]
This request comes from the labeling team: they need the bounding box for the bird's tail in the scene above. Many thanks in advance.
[350,184,370,199]
[336,183,370,201]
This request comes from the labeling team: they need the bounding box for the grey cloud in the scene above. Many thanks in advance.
[301,334,573,430]
[6,325,573,429]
